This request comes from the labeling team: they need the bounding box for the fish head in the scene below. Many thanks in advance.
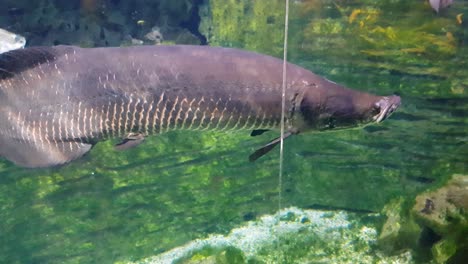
[296,79,401,132]
[369,95,401,123]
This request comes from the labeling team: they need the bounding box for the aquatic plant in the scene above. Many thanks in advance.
[199,0,287,56]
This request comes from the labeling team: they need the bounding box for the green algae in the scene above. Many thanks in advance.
[200,0,287,56]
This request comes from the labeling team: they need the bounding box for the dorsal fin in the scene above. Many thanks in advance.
[0,46,72,80]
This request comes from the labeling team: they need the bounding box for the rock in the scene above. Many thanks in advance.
[1,0,198,47]
[131,38,144,45]
[413,174,468,234]
[379,198,406,252]
[133,207,414,264]
[378,197,421,253]
[432,239,457,264]
[172,29,201,45]
[144,26,200,45]
[0,28,26,54]
[144,26,163,44]
[180,247,245,264]
[412,174,468,263]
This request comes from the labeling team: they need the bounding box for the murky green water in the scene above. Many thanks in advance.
[0,0,467,263]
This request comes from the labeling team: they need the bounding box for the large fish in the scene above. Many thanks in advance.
[0,45,400,168]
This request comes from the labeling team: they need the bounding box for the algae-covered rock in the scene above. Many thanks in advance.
[377,175,468,262]
[177,246,245,264]
[432,239,458,264]
[412,174,468,263]
[378,197,421,253]
[379,198,405,250]
[413,174,468,234]
[134,207,414,264]
[144,26,164,44]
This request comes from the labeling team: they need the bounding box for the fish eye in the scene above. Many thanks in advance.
[371,104,381,116]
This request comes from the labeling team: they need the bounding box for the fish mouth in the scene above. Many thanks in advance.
[373,95,401,123]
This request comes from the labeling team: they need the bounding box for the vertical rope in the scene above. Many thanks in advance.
[276,1,290,259]
[279,0,289,212]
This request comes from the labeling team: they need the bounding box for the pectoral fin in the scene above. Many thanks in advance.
[250,129,270,136]
[249,131,293,162]
[115,133,145,151]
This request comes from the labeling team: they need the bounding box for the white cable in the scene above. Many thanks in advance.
[279,0,289,212]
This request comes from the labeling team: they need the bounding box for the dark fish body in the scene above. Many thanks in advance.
[0,45,400,167]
